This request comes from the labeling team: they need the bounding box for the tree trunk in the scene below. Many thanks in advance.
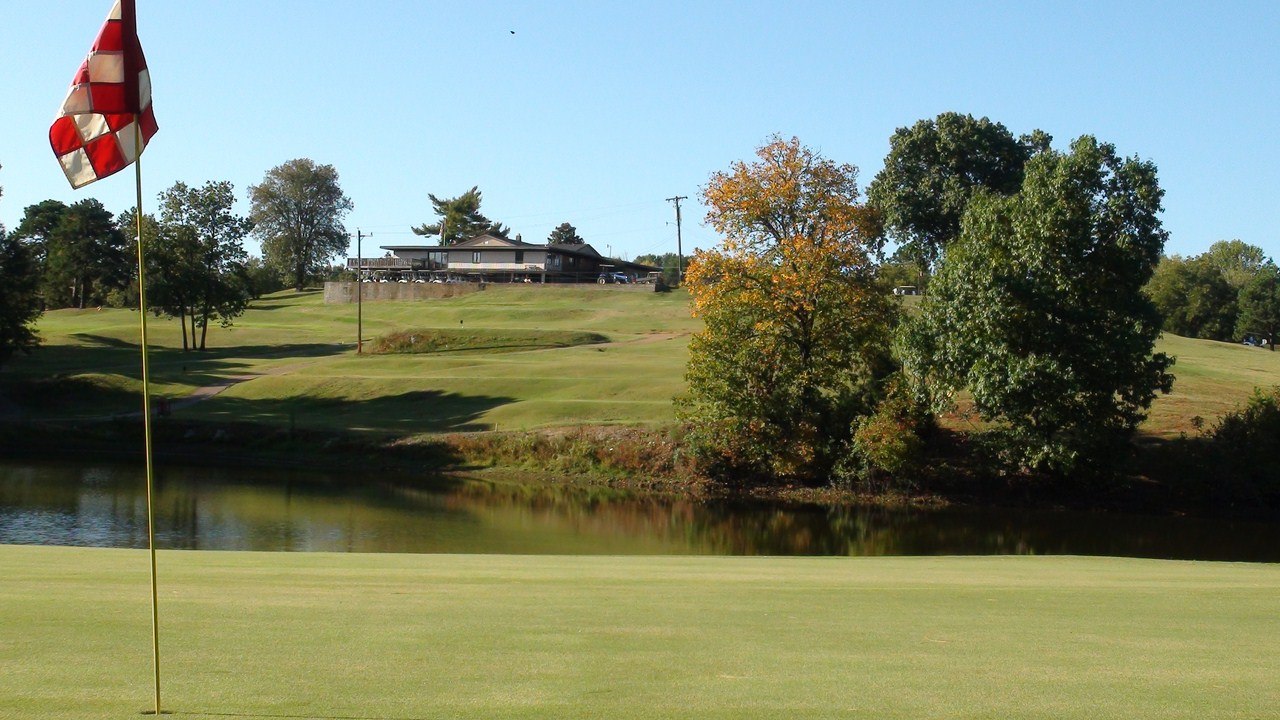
[199,306,210,350]
[178,306,188,351]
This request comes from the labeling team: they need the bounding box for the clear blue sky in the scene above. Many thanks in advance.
[2,0,1276,263]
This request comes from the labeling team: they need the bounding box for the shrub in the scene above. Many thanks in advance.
[1209,386,1280,502]
[373,328,607,354]
[839,376,929,493]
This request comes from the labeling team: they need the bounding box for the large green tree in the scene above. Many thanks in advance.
[1142,240,1271,341]
[29,199,131,309]
[1200,239,1270,291]
[147,181,254,350]
[1145,256,1239,341]
[900,136,1174,475]
[249,159,353,291]
[867,113,1048,282]
[679,137,894,483]
[1236,265,1280,351]
[411,186,509,245]
[9,199,67,275]
[0,172,43,365]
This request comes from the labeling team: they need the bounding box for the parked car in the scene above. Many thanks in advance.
[597,272,630,284]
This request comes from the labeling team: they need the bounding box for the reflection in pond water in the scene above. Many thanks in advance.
[1,460,1278,561]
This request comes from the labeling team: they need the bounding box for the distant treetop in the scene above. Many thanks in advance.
[548,222,584,245]
[868,112,1048,279]
[412,186,510,245]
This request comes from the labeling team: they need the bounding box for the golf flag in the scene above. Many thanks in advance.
[50,0,157,189]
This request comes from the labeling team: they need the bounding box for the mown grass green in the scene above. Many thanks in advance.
[3,545,1277,719]
[5,286,697,430]
[5,286,1278,436]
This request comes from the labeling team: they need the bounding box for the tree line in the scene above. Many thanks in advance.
[0,158,352,357]
[681,114,1280,493]
[1145,241,1279,350]
[0,157,631,364]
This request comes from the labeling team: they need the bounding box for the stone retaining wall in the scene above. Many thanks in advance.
[323,282,484,304]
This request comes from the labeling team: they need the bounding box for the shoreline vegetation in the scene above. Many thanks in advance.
[1,285,1278,520]
[0,407,1274,521]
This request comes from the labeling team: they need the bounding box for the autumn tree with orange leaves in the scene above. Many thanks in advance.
[679,137,896,483]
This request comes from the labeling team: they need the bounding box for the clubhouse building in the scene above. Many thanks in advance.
[348,234,659,284]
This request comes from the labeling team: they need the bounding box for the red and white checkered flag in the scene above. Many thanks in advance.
[50,0,158,189]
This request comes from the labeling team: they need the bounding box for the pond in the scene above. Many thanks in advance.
[1,459,1278,561]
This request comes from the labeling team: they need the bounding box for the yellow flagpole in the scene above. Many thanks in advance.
[133,118,163,717]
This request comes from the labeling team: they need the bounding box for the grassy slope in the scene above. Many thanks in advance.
[5,286,698,431]
[1143,333,1280,437]
[3,545,1278,719]
[6,286,1278,436]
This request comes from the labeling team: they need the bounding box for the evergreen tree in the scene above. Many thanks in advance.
[0,172,43,365]
[37,199,131,309]
[547,222,584,245]
[411,186,509,245]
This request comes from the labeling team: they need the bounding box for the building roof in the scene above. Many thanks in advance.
[378,234,658,271]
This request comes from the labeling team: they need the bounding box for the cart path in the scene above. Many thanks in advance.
[167,356,333,412]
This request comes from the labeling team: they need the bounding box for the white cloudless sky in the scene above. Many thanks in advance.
[1,0,1276,263]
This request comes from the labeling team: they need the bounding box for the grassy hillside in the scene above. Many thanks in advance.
[1143,333,1280,437]
[3,545,1277,720]
[4,286,698,432]
[4,285,1277,437]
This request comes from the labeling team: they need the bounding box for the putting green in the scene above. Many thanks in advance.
[3,546,1277,719]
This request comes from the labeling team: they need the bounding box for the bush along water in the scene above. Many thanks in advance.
[1208,386,1280,508]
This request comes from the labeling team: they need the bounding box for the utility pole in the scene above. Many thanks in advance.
[356,229,367,354]
[666,195,687,283]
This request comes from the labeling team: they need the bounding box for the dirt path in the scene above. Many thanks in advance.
[167,373,259,411]
[167,357,325,412]
[608,331,688,346]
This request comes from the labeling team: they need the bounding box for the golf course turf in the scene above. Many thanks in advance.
[3,545,1278,719]
[8,285,1278,437]
[5,287,1280,718]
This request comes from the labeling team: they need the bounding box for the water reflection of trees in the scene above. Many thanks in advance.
[4,462,1280,561]
[446,481,1280,560]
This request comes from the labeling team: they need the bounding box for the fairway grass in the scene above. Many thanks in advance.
[2,546,1278,719]
[8,286,1279,436]
[5,286,698,430]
